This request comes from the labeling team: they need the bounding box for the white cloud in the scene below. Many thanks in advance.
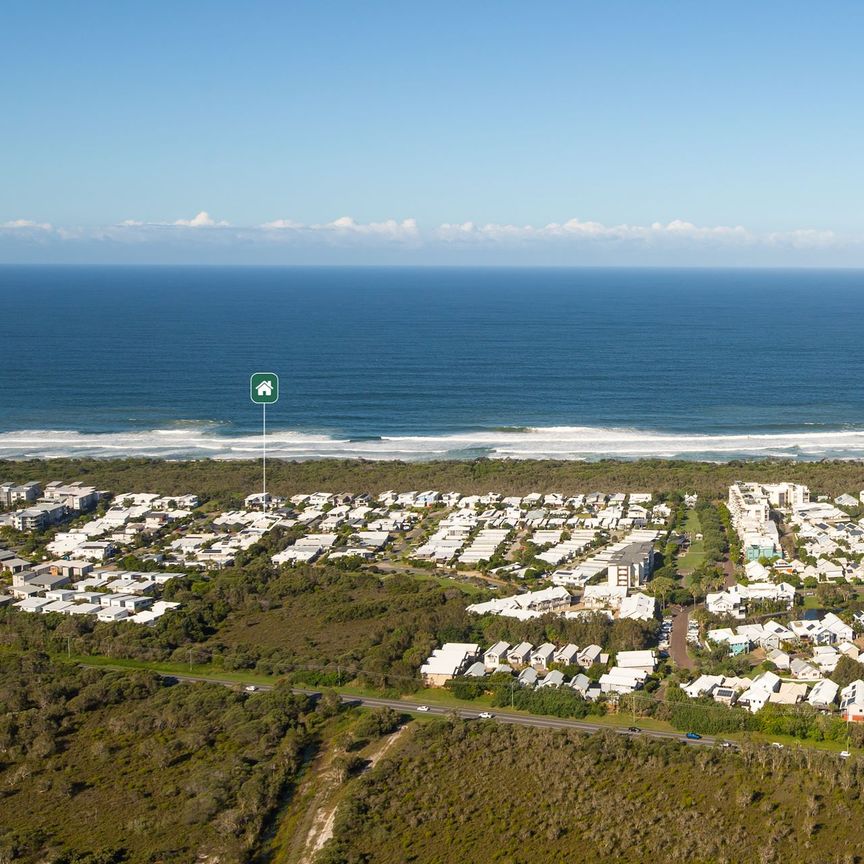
[0,212,856,261]
[765,228,839,248]
[173,211,227,228]
[260,218,304,230]
[435,217,754,244]
[1,219,53,231]
[260,215,419,240]
[321,216,419,239]
[116,211,229,229]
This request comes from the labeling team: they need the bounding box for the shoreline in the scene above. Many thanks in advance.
[5,423,864,462]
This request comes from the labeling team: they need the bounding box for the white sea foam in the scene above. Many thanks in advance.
[2,425,864,461]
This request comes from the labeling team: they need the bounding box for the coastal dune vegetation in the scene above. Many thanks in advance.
[3,457,864,504]
[0,653,337,864]
[320,719,864,864]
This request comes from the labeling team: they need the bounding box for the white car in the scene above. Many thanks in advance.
[244,685,258,692]
[770,742,784,749]
[840,750,851,759]
[416,705,430,712]
[478,711,494,719]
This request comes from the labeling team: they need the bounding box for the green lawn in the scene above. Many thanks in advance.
[802,592,824,610]
[399,569,489,595]
[677,509,706,574]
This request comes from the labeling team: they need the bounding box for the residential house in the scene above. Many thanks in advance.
[484,641,510,669]
[789,658,821,680]
[618,592,656,621]
[840,680,864,722]
[539,670,565,688]
[507,642,533,667]
[707,628,751,656]
[811,645,841,674]
[737,671,781,713]
[769,682,809,706]
[706,589,744,619]
[531,643,556,670]
[766,648,791,671]
[598,666,647,695]
[577,644,603,669]
[26,572,71,590]
[2,556,32,575]
[838,642,860,661]
[823,612,854,643]
[517,667,538,687]
[682,674,725,699]
[13,596,52,613]
[807,679,840,710]
[96,607,130,622]
[464,662,487,678]
[569,673,591,695]
[420,643,480,687]
[465,585,572,620]
[615,650,657,674]
[744,560,771,581]
[554,643,579,666]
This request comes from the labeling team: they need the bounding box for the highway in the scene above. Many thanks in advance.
[100,666,727,749]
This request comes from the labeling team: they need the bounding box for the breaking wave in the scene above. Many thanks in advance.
[3,424,864,461]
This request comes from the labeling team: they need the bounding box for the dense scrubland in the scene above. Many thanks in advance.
[321,720,864,864]
[0,560,653,691]
[0,653,336,864]
[3,457,864,502]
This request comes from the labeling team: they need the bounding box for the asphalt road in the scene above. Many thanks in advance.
[116,667,726,749]
[669,605,696,670]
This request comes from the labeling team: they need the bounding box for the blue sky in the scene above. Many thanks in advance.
[3,1,864,264]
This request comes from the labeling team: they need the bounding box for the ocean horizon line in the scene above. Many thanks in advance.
[5,262,864,271]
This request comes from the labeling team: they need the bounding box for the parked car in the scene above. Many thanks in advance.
[840,750,851,759]
[770,742,784,749]
[416,705,430,712]
[685,732,702,740]
[478,711,494,719]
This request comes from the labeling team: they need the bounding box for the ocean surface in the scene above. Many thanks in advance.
[2,265,864,462]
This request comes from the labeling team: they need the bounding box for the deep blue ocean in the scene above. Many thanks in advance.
[2,265,864,461]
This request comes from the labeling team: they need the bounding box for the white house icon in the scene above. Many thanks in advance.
[256,380,273,397]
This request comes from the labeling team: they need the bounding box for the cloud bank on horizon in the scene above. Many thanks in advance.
[0,210,857,266]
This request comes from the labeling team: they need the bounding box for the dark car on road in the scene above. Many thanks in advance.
[685,732,702,740]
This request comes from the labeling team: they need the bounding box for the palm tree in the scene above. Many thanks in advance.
[702,567,727,594]
[688,572,705,607]
[647,576,676,612]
